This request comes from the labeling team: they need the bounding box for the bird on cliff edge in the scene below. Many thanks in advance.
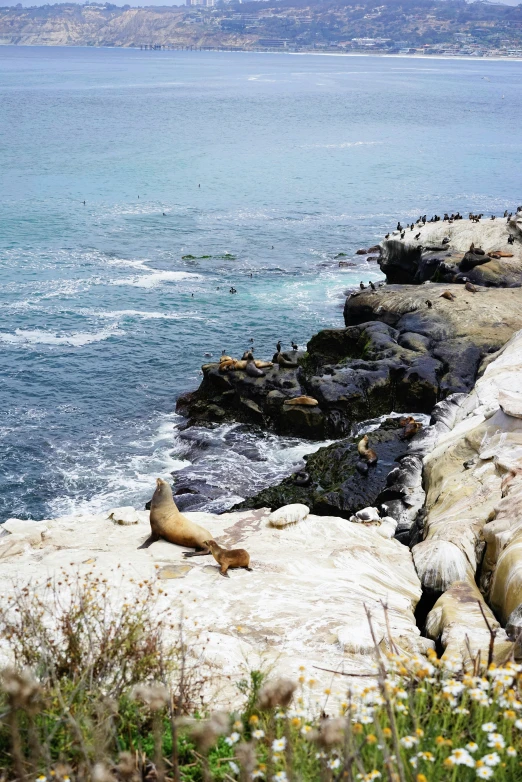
[369,281,376,291]
[359,281,366,290]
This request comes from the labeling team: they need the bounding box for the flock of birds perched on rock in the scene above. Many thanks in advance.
[386,207,521,239]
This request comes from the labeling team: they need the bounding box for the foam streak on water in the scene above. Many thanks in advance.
[1,47,521,521]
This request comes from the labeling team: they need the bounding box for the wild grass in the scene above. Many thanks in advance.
[0,575,521,781]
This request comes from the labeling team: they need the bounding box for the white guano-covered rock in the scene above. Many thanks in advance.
[0,504,423,706]
[412,329,522,596]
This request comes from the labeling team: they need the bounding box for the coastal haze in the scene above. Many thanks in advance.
[1,46,521,522]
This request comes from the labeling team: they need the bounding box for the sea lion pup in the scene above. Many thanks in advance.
[357,435,378,465]
[283,396,318,406]
[440,290,456,301]
[245,351,266,377]
[204,539,252,577]
[139,478,212,553]
[464,280,478,293]
[400,416,423,440]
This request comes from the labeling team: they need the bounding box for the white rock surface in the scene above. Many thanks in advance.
[388,215,522,258]
[267,503,310,528]
[412,329,522,596]
[0,505,423,705]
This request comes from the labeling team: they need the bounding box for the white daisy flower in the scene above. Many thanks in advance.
[507,746,517,757]
[476,768,493,779]
[271,737,287,752]
[449,749,475,767]
[482,752,501,767]
[327,759,341,770]
[272,773,287,782]
[229,761,240,775]
[225,732,241,746]
[252,729,265,739]
[399,735,418,748]
[481,723,497,733]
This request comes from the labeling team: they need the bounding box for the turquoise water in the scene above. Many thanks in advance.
[1,47,521,520]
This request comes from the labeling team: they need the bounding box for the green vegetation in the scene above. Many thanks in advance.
[1,576,522,781]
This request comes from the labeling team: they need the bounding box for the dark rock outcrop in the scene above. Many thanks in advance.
[178,284,522,439]
[232,417,415,520]
[379,216,522,287]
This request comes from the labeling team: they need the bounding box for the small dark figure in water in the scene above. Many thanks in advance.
[229,287,237,294]
[83,200,86,205]
[163,212,166,216]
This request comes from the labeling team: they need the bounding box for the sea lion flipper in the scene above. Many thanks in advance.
[245,567,253,572]
[220,569,230,578]
[138,532,160,549]
[182,547,211,558]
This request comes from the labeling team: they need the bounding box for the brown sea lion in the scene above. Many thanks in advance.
[400,418,423,439]
[465,280,478,293]
[440,290,455,301]
[138,478,212,553]
[204,539,252,577]
[283,396,319,406]
[357,435,378,465]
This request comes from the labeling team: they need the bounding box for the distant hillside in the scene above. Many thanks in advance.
[1,1,522,54]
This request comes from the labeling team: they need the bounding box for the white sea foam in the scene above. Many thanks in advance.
[85,308,203,321]
[0,327,123,347]
[112,266,202,288]
[47,413,191,518]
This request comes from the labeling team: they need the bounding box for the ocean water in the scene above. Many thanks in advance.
[1,47,521,521]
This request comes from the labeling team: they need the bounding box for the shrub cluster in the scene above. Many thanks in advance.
[1,575,522,781]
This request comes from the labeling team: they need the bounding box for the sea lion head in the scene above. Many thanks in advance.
[153,477,173,505]
[203,539,218,551]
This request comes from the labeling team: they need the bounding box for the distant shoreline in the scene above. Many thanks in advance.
[1,43,522,63]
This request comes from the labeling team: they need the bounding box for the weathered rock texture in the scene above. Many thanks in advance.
[179,285,522,441]
[411,329,522,663]
[380,213,522,287]
[0,505,424,703]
